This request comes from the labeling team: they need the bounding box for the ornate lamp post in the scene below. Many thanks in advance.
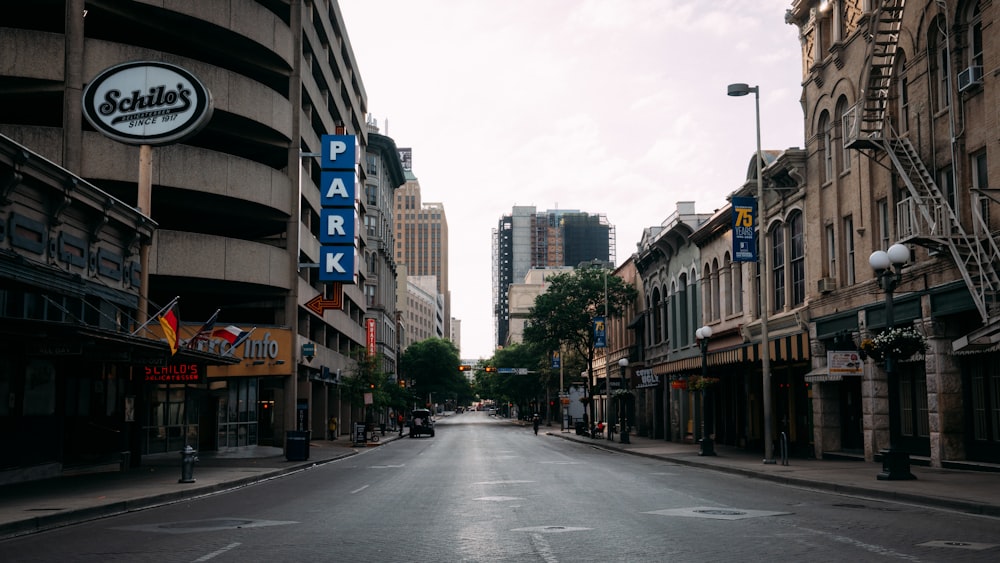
[868,243,916,481]
[618,358,630,444]
[696,325,716,456]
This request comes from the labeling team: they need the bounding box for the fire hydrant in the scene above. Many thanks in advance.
[179,445,198,483]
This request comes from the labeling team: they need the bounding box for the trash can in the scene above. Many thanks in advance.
[575,421,586,435]
[285,430,310,461]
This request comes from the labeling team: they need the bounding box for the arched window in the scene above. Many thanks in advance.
[702,263,713,324]
[711,258,721,321]
[892,50,909,134]
[930,15,949,112]
[771,222,785,312]
[968,2,983,67]
[661,283,670,346]
[789,211,805,305]
[678,273,689,348]
[722,252,733,318]
[651,287,662,344]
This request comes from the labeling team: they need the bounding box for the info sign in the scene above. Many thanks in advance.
[82,61,213,146]
[731,196,758,262]
[827,351,864,376]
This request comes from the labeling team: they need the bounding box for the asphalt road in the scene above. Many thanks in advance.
[2,412,998,562]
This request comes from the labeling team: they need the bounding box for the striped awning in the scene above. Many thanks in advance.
[649,332,810,376]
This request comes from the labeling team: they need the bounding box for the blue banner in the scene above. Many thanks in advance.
[594,316,607,348]
[732,196,758,262]
[551,351,561,369]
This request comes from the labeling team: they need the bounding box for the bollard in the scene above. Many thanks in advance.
[179,445,198,483]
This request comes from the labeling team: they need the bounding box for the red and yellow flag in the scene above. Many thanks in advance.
[158,308,179,355]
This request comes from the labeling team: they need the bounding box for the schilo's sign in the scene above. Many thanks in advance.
[82,61,213,146]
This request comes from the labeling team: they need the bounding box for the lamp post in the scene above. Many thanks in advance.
[696,325,716,456]
[727,83,775,464]
[618,358,630,444]
[869,243,917,481]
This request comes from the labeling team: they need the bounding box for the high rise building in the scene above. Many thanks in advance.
[393,161,451,348]
[493,206,615,348]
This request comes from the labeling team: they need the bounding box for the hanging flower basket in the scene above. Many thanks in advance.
[578,396,592,404]
[688,376,720,391]
[612,389,634,398]
[859,327,926,363]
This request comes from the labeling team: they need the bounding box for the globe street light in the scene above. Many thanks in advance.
[728,82,775,464]
[869,243,917,481]
[696,325,716,456]
[618,358,630,444]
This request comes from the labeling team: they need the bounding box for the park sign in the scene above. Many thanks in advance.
[82,61,213,146]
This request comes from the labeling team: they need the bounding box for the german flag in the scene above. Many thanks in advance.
[158,307,179,355]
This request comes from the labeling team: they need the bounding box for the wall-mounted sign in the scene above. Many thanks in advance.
[828,351,864,375]
[319,208,356,244]
[143,363,204,383]
[318,134,357,284]
[82,61,213,146]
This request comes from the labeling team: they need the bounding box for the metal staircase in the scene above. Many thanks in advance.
[845,0,1000,350]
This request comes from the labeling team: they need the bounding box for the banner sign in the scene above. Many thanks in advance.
[551,351,561,369]
[319,134,357,284]
[732,196,758,262]
[827,351,864,375]
[366,318,377,357]
[594,316,607,348]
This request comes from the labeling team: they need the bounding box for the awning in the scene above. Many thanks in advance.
[804,366,842,383]
[4,318,240,366]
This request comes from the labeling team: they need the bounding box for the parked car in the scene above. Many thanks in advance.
[409,409,435,438]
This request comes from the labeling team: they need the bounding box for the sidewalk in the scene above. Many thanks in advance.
[0,430,406,540]
[546,426,1000,518]
[2,422,998,541]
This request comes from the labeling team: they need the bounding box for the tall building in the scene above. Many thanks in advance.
[493,206,615,348]
[362,117,406,383]
[393,161,451,348]
[0,1,376,474]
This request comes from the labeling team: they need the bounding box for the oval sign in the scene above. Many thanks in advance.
[82,61,213,146]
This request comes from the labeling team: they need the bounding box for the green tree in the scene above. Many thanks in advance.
[522,266,636,424]
[398,338,472,407]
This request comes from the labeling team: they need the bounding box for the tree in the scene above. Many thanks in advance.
[398,338,473,407]
[522,267,637,425]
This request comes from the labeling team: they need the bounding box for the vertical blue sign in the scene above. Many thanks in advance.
[594,316,607,348]
[319,134,357,283]
[732,196,758,262]
[551,351,561,369]
[321,135,356,170]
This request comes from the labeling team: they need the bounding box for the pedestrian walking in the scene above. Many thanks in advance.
[328,416,337,440]
[532,414,540,435]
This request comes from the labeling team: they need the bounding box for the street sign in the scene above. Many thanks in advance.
[516,368,528,375]
[498,368,515,374]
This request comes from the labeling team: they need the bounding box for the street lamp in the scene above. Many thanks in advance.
[728,82,775,464]
[696,325,716,456]
[869,242,917,481]
[618,358,630,444]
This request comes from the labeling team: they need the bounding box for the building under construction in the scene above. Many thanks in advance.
[493,207,615,348]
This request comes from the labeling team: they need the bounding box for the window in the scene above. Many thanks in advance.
[969,3,983,67]
[973,151,990,231]
[732,260,743,314]
[844,215,855,285]
[722,253,733,318]
[702,264,713,324]
[789,212,805,305]
[932,16,949,112]
[895,51,909,134]
[820,111,834,182]
[366,154,378,176]
[771,223,785,311]
[836,96,850,173]
[877,199,890,250]
[940,165,956,217]
[826,224,836,279]
[711,258,721,321]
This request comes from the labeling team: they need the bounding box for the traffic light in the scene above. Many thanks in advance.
[484,366,496,372]
[399,379,406,388]
[458,365,472,371]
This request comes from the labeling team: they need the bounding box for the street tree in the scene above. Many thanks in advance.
[398,338,473,408]
[522,266,636,426]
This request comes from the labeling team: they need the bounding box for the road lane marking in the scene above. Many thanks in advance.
[351,485,370,494]
[192,542,241,562]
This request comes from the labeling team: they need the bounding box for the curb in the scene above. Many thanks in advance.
[549,432,1000,518]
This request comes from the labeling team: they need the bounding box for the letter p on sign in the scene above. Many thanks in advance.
[321,134,355,170]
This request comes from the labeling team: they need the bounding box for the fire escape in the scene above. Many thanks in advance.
[844,0,1000,351]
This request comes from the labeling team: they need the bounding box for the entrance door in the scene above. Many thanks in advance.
[840,377,864,452]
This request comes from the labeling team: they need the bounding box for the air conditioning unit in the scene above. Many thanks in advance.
[817,278,836,293]
[958,65,983,93]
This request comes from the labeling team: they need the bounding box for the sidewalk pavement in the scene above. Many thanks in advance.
[2,421,998,541]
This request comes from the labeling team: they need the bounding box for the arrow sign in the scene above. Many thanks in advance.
[306,284,343,315]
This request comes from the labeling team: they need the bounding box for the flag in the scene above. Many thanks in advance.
[187,309,220,349]
[212,325,245,345]
[158,307,179,355]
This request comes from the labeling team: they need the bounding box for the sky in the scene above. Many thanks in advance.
[339,0,806,360]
